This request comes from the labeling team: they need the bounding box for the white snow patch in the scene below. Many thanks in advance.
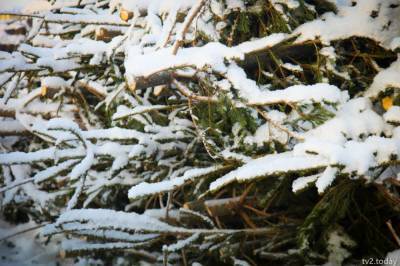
[365,57,400,97]
[384,106,400,124]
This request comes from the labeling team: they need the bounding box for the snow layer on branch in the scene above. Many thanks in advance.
[292,174,319,193]
[41,76,68,89]
[282,63,303,72]
[227,63,348,104]
[0,120,26,135]
[0,147,55,165]
[0,24,25,46]
[61,239,138,253]
[209,152,328,192]
[82,127,146,140]
[210,96,399,193]
[46,118,95,181]
[0,50,81,73]
[265,84,344,105]
[124,33,287,79]
[315,166,338,193]
[226,0,245,10]
[0,147,84,165]
[294,136,400,176]
[68,142,93,180]
[125,42,244,78]
[293,98,398,176]
[215,134,400,193]
[128,165,223,199]
[163,233,200,252]
[271,0,300,9]
[54,38,109,59]
[74,229,158,243]
[294,0,400,49]
[49,209,187,234]
[384,106,400,124]
[235,33,287,54]
[301,98,387,144]
[83,126,185,141]
[20,38,109,61]
[33,159,79,183]
[44,13,128,26]
[0,52,35,72]
[365,57,400,97]
[391,37,400,51]
[112,104,168,120]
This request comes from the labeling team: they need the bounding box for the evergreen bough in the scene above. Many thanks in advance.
[0,0,399,265]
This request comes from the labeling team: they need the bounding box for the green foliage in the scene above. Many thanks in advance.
[298,179,399,263]
[1,0,400,265]
[193,94,258,151]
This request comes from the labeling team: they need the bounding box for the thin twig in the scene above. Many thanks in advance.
[386,220,400,247]
[0,178,34,193]
[187,96,219,160]
[0,223,47,242]
[256,107,304,141]
[171,0,207,55]
[172,79,218,102]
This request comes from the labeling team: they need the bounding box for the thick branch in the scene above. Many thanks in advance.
[132,41,318,91]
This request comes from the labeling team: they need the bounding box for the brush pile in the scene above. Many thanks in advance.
[0,0,399,265]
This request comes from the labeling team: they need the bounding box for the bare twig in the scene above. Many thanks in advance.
[171,0,208,55]
[256,107,304,141]
[0,223,47,242]
[172,79,218,102]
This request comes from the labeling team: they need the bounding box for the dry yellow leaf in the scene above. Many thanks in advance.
[382,96,393,110]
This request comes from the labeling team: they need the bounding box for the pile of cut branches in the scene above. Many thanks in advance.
[0,0,399,265]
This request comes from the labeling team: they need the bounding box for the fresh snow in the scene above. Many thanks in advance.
[41,76,68,89]
[124,33,286,81]
[315,166,338,194]
[128,165,224,199]
[1,0,400,264]
[384,106,400,124]
[209,152,328,192]
[112,104,168,120]
[111,0,197,15]
[211,96,400,193]
[61,239,140,253]
[163,233,200,252]
[365,57,400,97]
[48,208,187,234]
[292,174,319,193]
